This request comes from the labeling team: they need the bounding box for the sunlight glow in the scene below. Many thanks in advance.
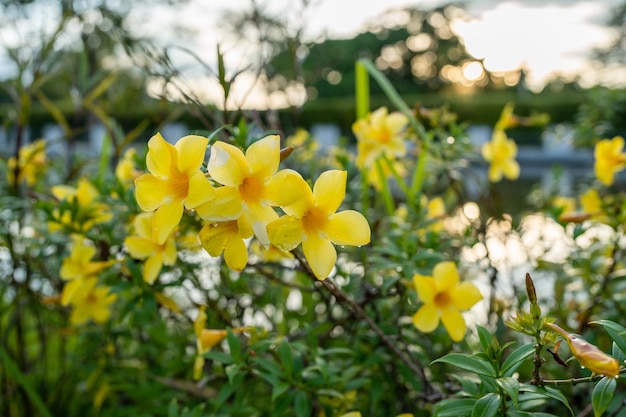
[450,2,615,90]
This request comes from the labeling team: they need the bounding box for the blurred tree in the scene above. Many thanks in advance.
[265,4,499,101]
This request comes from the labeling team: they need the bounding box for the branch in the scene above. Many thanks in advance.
[291,250,439,399]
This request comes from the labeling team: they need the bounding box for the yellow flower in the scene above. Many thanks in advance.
[68,277,117,326]
[7,139,47,186]
[267,170,371,280]
[134,133,216,244]
[60,235,115,305]
[193,306,246,380]
[545,322,620,378]
[594,136,626,186]
[481,130,519,183]
[196,135,305,246]
[353,107,409,165]
[424,196,445,233]
[352,107,409,169]
[494,102,518,131]
[49,178,113,233]
[580,189,602,215]
[199,217,254,272]
[552,196,576,216]
[124,212,177,284]
[115,147,142,184]
[412,262,482,342]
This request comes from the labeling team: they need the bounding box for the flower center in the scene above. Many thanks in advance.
[378,128,391,144]
[302,206,328,235]
[168,171,189,200]
[434,291,452,309]
[239,176,264,204]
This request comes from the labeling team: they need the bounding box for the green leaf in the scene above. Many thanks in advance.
[592,376,616,417]
[471,393,500,417]
[203,351,234,365]
[501,343,535,377]
[590,320,626,356]
[272,381,290,401]
[294,391,311,417]
[520,385,574,416]
[508,412,559,417]
[432,353,497,377]
[227,329,243,363]
[497,377,519,408]
[434,398,476,417]
[0,344,53,417]
[225,363,241,384]
[476,325,493,353]
[168,399,179,417]
[355,60,369,119]
[612,341,626,363]
[277,342,293,377]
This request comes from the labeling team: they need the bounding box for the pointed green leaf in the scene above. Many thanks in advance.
[476,325,493,353]
[501,343,535,376]
[294,390,311,417]
[277,342,293,377]
[272,381,290,401]
[432,353,497,377]
[592,376,616,417]
[590,320,626,356]
[520,385,573,416]
[227,329,242,363]
[434,398,476,417]
[497,377,519,408]
[471,393,500,417]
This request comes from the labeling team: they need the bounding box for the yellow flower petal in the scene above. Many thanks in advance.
[313,170,346,214]
[413,274,436,304]
[245,203,278,247]
[196,186,243,221]
[143,254,163,284]
[245,135,279,180]
[265,169,311,211]
[451,282,482,310]
[208,141,248,187]
[146,133,175,178]
[194,307,207,337]
[124,236,156,259]
[441,308,466,342]
[175,135,208,176]
[267,215,304,252]
[153,199,184,244]
[503,160,520,180]
[412,303,439,333]
[185,171,216,209]
[433,262,459,293]
[134,212,154,239]
[302,234,337,280]
[134,174,170,212]
[224,237,248,271]
[199,222,236,257]
[61,279,84,306]
[325,210,370,246]
[163,239,177,265]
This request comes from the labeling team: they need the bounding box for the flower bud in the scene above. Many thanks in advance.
[545,322,620,378]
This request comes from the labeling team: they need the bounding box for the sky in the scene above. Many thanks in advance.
[135,0,622,108]
[1,0,623,109]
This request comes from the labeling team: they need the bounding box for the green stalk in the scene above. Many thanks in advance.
[355,60,371,215]
[357,58,430,205]
[375,158,395,216]
[355,60,370,120]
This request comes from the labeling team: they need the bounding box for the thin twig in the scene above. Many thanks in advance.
[291,250,437,398]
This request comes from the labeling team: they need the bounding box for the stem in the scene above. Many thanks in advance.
[292,250,436,398]
[531,330,545,385]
